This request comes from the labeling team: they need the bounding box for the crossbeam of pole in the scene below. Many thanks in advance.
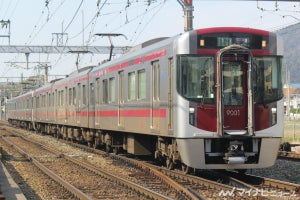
[0,45,131,54]
[196,0,300,1]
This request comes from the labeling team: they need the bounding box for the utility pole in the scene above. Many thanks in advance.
[41,64,51,84]
[0,20,11,45]
[52,32,68,46]
[177,0,194,32]
[287,67,290,120]
[94,33,127,61]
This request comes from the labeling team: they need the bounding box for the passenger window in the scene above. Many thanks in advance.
[96,78,100,104]
[69,88,72,105]
[90,83,95,105]
[77,84,81,106]
[103,79,108,103]
[82,85,86,105]
[128,72,136,100]
[109,77,115,103]
[138,69,146,100]
[73,87,76,105]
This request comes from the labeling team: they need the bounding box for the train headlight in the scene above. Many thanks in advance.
[262,40,267,48]
[189,107,196,126]
[189,107,195,114]
[270,106,277,126]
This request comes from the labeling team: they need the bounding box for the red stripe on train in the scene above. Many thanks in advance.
[34,109,167,118]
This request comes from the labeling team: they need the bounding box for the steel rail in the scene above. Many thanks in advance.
[225,171,300,198]
[16,134,173,200]
[278,151,300,161]
[2,136,91,200]
[56,137,201,200]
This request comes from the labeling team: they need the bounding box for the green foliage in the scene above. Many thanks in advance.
[277,23,300,83]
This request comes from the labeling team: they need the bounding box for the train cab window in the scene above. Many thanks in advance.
[128,72,136,100]
[223,62,243,106]
[102,79,108,104]
[253,56,283,104]
[109,77,115,102]
[138,69,146,100]
[177,55,215,104]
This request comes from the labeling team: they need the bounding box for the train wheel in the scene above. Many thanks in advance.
[113,147,119,155]
[105,145,111,153]
[166,158,174,170]
[181,164,190,174]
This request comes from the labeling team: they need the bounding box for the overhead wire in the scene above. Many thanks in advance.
[89,0,167,47]
[63,0,83,33]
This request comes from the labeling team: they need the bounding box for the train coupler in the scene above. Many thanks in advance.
[223,140,247,164]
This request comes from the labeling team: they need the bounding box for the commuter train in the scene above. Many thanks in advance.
[6,27,284,172]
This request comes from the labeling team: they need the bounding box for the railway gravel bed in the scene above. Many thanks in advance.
[1,125,194,199]
[1,122,300,200]
[248,159,300,185]
[2,135,154,199]
[0,136,74,199]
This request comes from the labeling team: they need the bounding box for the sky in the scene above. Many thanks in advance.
[0,0,300,83]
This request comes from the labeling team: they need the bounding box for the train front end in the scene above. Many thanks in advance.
[174,27,284,170]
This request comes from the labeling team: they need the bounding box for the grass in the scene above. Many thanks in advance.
[283,119,300,144]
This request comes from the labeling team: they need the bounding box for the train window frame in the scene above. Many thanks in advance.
[36,96,39,108]
[176,55,215,104]
[137,69,146,100]
[52,92,54,107]
[128,71,136,101]
[77,83,81,106]
[48,92,51,107]
[89,83,95,105]
[68,88,72,105]
[82,85,87,105]
[96,78,100,105]
[73,87,76,105]
[102,79,108,104]
[109,77,116,103]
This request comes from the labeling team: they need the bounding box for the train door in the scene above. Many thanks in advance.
[168,58,174,133]
[76,83,81,125]
[151,61,160,130]
[89,82,95,128]
[118,71,125,128]
[218,46,254,135]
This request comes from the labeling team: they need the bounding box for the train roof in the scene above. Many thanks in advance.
[196,27,271,36]
[91,35,177,74]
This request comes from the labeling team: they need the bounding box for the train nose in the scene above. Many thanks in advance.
[224,141,247,164]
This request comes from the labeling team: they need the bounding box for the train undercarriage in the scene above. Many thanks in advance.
[8,119,183,171]
[8,119,276,174]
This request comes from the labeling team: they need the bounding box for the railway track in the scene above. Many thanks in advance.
[225,171,300,199]
[0,137,75,199]
[2,122,299,199]
[2,135,162,199]
[278,151,300,161]
[1,125,198,199]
